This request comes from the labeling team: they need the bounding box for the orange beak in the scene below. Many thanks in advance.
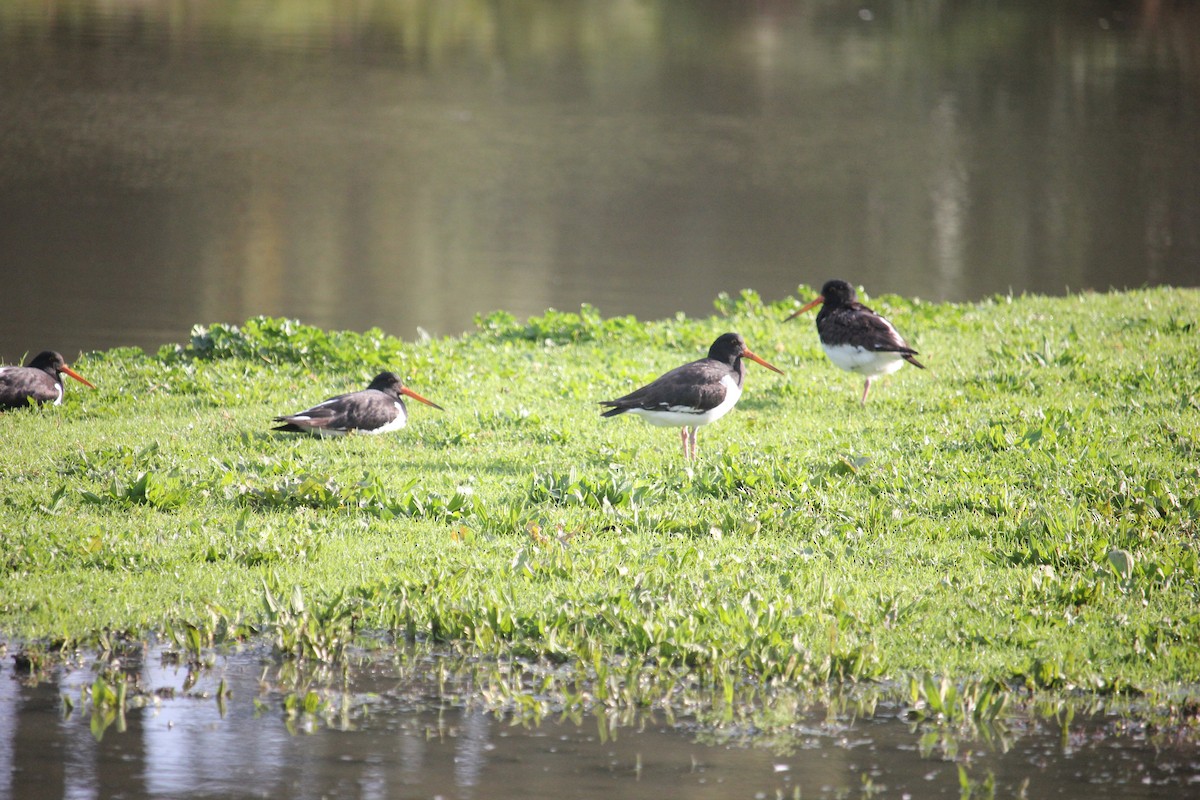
[742,347,784,375]
[784,294,824,322]
[61,364,96,390]
[402,386,444,411]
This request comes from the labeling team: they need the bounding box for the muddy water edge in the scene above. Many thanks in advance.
[2,642,1197,800]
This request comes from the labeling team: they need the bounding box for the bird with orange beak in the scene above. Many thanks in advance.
[787,279,925,404]
[273,371,443,436]
[600,332,783,460]
[0,350,96,410]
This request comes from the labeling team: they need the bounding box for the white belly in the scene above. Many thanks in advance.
[629,375,741,428]
[823,344,907,379]
[364,403,408,434]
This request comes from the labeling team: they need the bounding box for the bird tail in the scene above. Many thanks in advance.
[904,353,926,370]
[599,402,628,417]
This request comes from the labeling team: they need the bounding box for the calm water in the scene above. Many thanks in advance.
[0,1,1197,359]
[2,645,1197,800]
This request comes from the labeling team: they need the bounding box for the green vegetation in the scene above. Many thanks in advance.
[2,287,1199,730]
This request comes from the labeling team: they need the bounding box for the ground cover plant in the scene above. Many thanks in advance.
[2,287,1199,736]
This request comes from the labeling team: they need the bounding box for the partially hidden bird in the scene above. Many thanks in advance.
[0,350,96,410]
[600,332,783,460]
[273,371,443,435]
[786,279,924,404]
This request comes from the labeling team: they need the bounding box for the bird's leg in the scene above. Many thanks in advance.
[861,378,872,405]
[688,427,699,460]
[680,427,690,459]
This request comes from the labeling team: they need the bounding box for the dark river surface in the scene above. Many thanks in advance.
[2,645,1197,800]
[0,1,1197,359]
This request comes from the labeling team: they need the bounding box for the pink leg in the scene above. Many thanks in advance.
[679,427,690,458]
[688,427,699,460]
[861,378,872,405]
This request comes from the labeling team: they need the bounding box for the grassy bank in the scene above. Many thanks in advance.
[2,287,1198,711]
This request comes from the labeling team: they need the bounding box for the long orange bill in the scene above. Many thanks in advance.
[61,365,96,389]
[743,348,784,375]
[402,386,444,411]
[784,294,824,322]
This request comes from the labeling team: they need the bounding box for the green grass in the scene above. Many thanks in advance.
[2,287,1199,717]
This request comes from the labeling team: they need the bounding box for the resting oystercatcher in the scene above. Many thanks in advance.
[0,351,96,410]
[273,371,443,436]
[600,332,783,459]
[786,279,925,404]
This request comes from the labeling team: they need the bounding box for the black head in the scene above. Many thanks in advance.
[366,371,405,396]
[819,279,858,308]
[785,280,862,321]
[707,333,784,374]
[23,350,96,388]
[367,370,444,411]
[706,333,747,364]
[25,351,67,372]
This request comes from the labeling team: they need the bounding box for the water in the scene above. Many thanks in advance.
[2,646,1196,800]
[0,1,1197,359]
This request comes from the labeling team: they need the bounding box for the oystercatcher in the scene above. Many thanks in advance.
[786,279,925,404]
[272,371,443,436]
[600,332,783,460]
[0,351,96,410]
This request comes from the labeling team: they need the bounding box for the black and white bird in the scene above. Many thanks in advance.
[0,350,96,410]
[272,371,443,436]
[786,279,925,404]
[600,332,783,459]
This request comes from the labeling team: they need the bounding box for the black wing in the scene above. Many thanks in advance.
[0,368,57,409]
[820,303,921,358]
[274,389,400,431]
[600,360,731,416]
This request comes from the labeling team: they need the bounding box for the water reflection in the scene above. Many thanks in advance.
[0,666,14,800]
[927,93,965,294]
[1,646,1197,799]
[0,1,1196,357]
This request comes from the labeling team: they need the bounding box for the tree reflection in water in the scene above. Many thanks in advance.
[0,1,1196,355]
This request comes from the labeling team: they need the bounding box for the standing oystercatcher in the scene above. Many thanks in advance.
[600,332,783,459]
[0,351,96,410]
[786,279,925,404]
[273,371,443,436]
